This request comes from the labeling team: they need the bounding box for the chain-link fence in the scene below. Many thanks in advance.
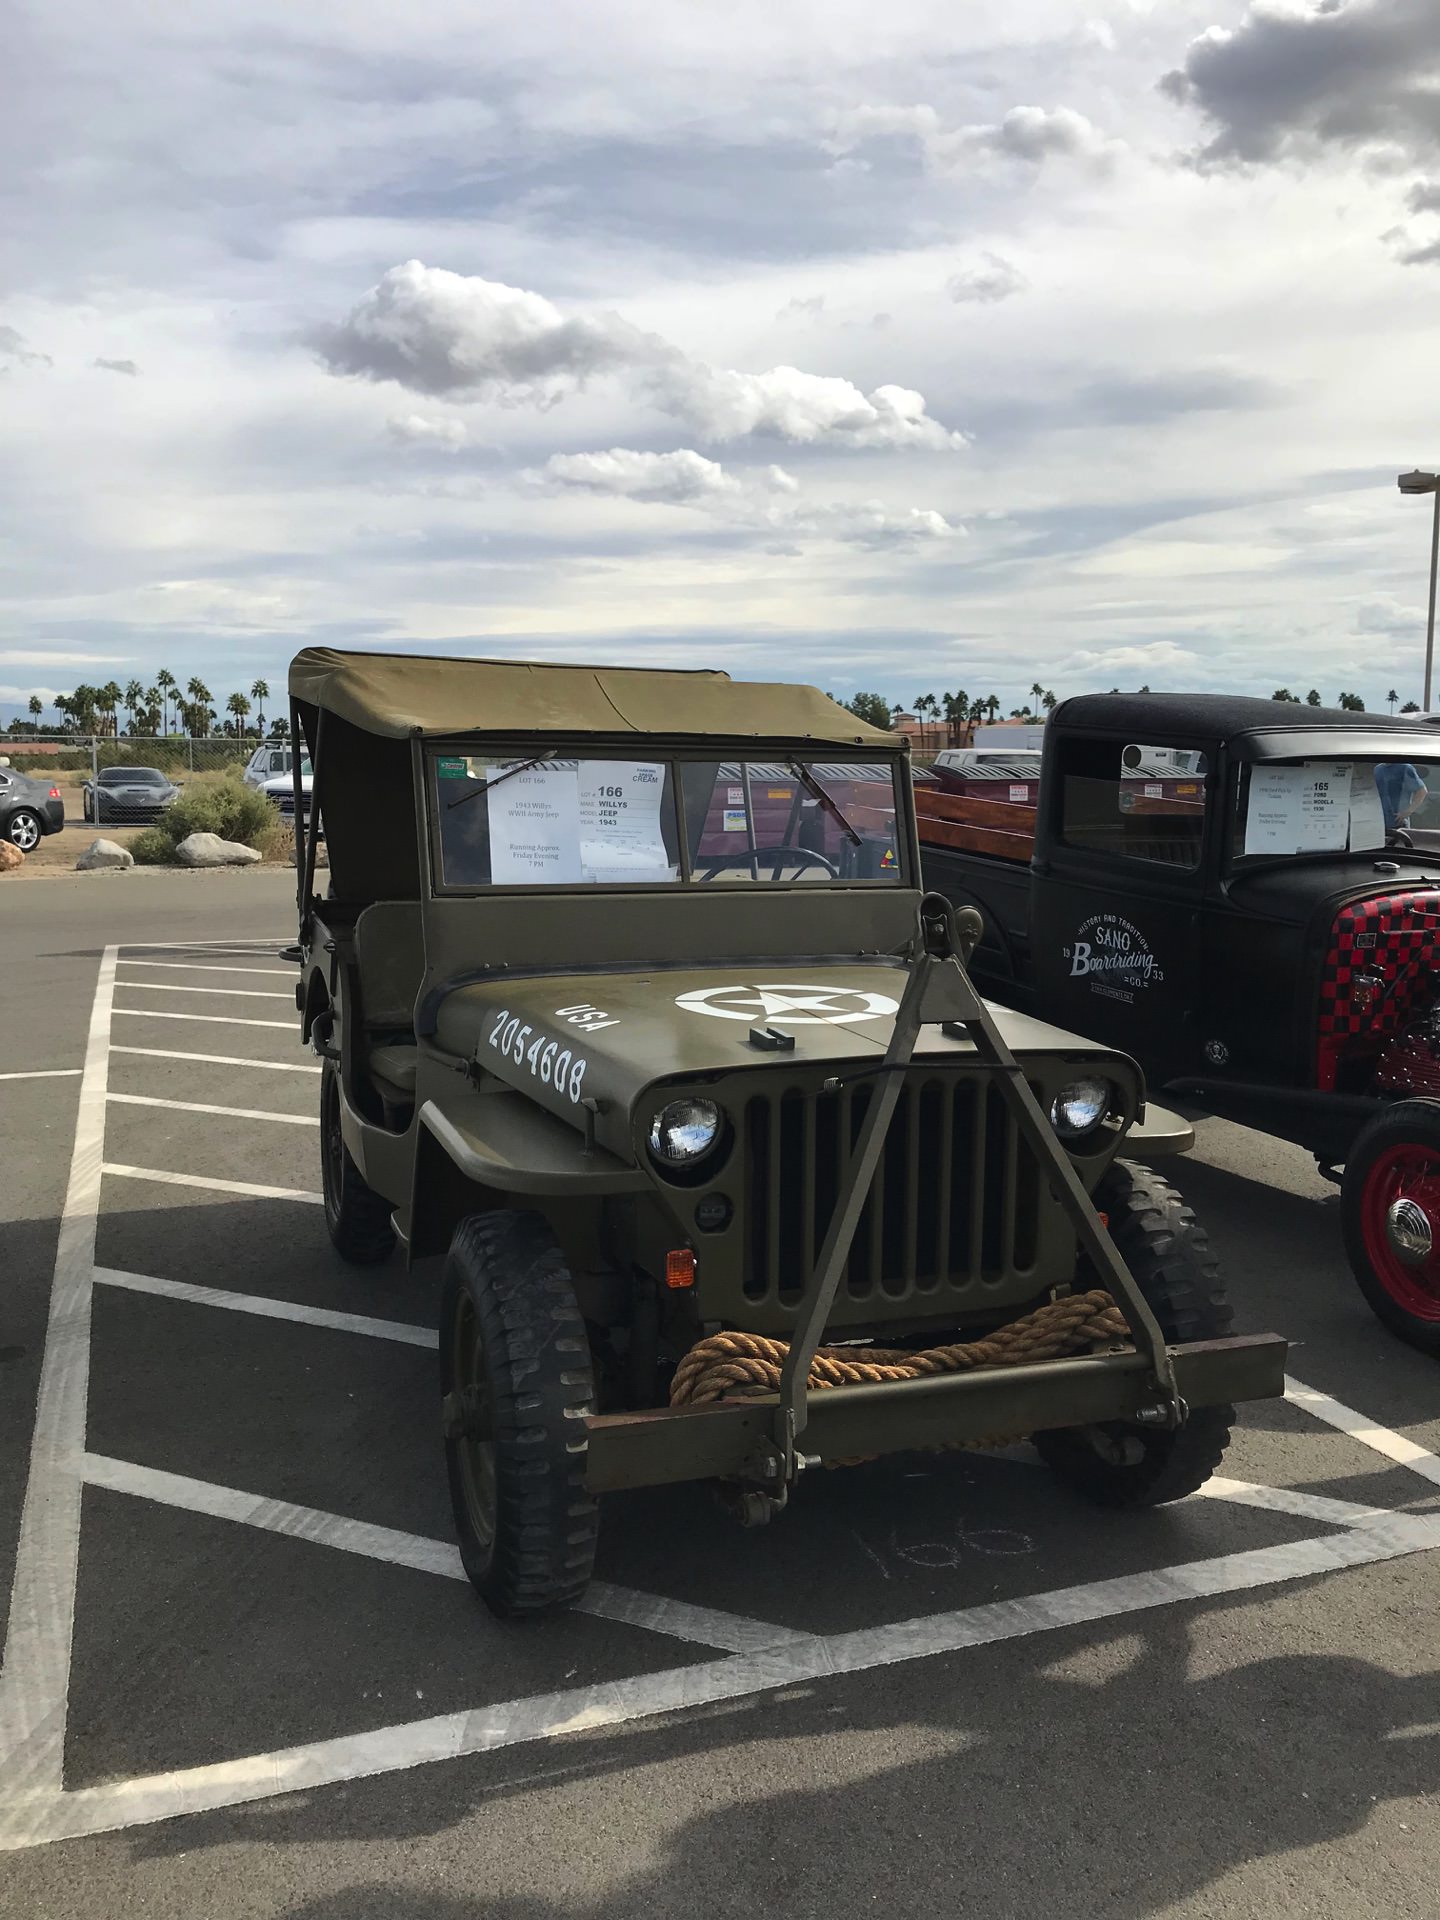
[0,734,298,825]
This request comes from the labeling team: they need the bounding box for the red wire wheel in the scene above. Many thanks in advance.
[1342,1103,1440,1355]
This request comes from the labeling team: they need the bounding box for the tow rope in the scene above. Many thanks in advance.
[669,1289,1129,1407]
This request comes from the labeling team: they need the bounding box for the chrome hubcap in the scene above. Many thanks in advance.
[1386,1195,1433,1264]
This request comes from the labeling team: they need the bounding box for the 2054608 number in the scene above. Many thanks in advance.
[485,1008,588,1103]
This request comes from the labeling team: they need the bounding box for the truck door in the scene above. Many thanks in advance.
[1029,735,1211,1081]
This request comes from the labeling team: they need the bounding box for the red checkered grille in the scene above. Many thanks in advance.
[1316,892,1440,1090]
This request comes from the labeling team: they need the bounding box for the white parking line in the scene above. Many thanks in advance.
[94,1266,435,1347]
[101,1164,324,1204]
[0,945,116,1802]
[1192,1476,1392,1529]
[118,961,294,977]
[76,1455,804,1657]
[113,1008,295,1031]
[107,1093,318,1127]
[111,1046,320,1074]
[6,1503,1439,1851]
[1285,1377,1440,1491]
[114,983,293,1000]
[0,1069,83,1082]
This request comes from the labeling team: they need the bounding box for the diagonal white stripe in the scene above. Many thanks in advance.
[114,983,292,1000]
[110,1046,320,1074]
[101,1164,323,1204]
[113,1008,294,1031]
[1286,1376,1440,1491]
[93,1266,434,1347]
[107,1093,317,1127]
[118,961,294,977]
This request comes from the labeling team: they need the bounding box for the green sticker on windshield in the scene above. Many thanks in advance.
[437,757,470,781]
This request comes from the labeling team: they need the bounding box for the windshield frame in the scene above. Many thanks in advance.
[422,740,913,896]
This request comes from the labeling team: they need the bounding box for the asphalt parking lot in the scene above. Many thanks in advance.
[2,872,1438,1917]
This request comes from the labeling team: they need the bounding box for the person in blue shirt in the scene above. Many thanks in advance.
[1375,762,1429,834]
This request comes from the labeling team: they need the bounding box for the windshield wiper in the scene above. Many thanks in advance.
[446,751,557,810]
[785,758,863,846]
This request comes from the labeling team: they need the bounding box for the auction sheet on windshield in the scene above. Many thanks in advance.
[1243,762,1355,856]
[438,758,676,887]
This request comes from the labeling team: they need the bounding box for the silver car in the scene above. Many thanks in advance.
[82,766,180,824]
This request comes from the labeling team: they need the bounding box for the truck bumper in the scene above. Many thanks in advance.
[584,1331,1286,1493]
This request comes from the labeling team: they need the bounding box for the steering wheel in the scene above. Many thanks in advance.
[692,843,840,880]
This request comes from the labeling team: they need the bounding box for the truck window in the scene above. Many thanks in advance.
[1059,740,1209,870]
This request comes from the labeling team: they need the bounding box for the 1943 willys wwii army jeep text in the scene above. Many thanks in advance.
[287,649,1286,1617]
[919,692,1440,1355]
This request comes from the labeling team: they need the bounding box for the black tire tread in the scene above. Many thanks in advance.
[321,1062,395,1265]
[441,1210,599,1617]
[1034,1159,1234,1507]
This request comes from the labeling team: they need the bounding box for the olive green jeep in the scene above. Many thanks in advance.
[287,646,1286,1617]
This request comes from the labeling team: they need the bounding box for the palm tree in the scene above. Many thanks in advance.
[251,678,270,735]
[27,695,41,726]
[95,681,120,737]
[226,691,251,736]
[186,679,213,738]
[1030,680,1044,711]
[985,694,1000,724]
[1042,689,1057,712]
[123,678,143,733]
[1306,689,1321,706]
[1388,688,1399,713]
[155,668,177,735]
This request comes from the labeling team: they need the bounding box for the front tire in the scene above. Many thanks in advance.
[1034,1160,1234,1506]
[1341,1102,1440,1356]
[319,1060,395,1264]
[440,1211,599,1617]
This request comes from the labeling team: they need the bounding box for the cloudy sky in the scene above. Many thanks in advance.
[5,0,1440,721]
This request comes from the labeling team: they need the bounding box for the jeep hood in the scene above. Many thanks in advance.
[431,960,1129,1129]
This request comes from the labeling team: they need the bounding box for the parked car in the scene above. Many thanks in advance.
[287,644,1284,1618]
[0,764,65,851]
[918,690,1440,1354]
[260,756,314,832]
[82,765,180,824]
[244,742,304,789]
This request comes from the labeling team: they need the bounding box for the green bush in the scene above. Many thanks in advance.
[127,773,284,864]
[129,826,175,866]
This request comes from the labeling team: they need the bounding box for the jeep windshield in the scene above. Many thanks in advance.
[1232,756,1434,863]
[429,751,906,889]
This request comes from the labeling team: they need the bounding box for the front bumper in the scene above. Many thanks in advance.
[583,1332,1286,1492]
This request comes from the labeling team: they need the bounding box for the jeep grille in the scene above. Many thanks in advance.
[741,1075,1042,1306]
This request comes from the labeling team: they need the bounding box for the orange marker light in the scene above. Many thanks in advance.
[665,1248,696,1289]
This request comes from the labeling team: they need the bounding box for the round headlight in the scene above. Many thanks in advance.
[648,1098,723,1164]
[1050,1077,1115,1140]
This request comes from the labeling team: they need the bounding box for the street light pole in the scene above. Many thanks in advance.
[1398,469,1440,710]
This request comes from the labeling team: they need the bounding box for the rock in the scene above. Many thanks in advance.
[0,842,24,873]
[75,838,134,872]
[289,843,329,868]
[176,832,263,868]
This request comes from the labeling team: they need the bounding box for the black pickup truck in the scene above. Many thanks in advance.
[918,691,1440,1355]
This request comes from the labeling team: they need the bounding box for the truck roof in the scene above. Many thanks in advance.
[1053,690,1437,760]
[289,646,897,749]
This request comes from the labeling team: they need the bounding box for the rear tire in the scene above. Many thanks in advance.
[440,1210,599,1617]
[6,809,42,852]
[1341,1102,1440,1356]
[1034,1160,1234,1506]
[319,1059,395,1264]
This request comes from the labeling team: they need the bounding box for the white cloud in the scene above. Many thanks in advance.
[0,325,51,370]
[387,412,470,450]
[1062,641,1201,675]
[831,102,1120,173]
[0,647,131,666]
[534,447,793,504]
[319,261,964,448]
[94,356,140,376]
[947,252,1028,304]
[532,445,958,543]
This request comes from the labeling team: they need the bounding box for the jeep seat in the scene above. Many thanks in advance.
[353,902,425,1114]
[366,1041,418,1098]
